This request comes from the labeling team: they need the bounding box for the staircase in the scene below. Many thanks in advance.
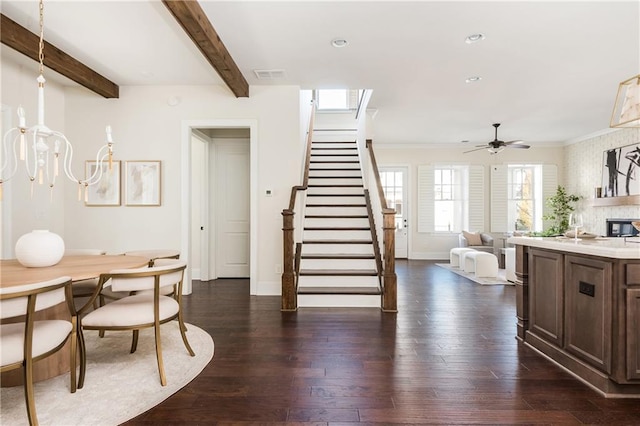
[296,139,382,308]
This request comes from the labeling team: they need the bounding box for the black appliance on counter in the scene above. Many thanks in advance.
[606,218,640,237]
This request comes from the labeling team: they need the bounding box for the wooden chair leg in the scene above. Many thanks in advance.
[69,319,77,393]
[130,329,139,353]
[77,324,87,389]
[23,353,38,426]
[154,324,167,386]
[177,313,195,357]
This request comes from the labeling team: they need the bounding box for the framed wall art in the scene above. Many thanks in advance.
[601,143,640,198]
[125,160,161,206]
[84,160,121,206]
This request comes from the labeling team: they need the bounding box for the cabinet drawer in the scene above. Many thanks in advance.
[627,264,640,286]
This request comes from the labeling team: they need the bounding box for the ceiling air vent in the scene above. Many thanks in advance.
[253,69,287,80]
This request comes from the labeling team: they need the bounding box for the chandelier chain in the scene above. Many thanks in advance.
[38,0,45,75]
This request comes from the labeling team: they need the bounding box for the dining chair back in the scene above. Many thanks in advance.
[124,249,180,266]
[0,276,84,426]
[79,259,194,387]
[65,248,108,311]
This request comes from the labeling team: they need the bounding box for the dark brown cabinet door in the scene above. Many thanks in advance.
[565,255,612,374]
[529,249,564,347]
[627,288,640,380]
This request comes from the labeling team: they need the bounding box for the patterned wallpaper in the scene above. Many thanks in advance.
[564,127,640,236]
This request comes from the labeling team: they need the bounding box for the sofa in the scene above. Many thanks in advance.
[458,231,495,254]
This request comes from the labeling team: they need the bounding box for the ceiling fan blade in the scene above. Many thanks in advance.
[504,140,525,145]
[507,143,530,149]
[463,146,489,154]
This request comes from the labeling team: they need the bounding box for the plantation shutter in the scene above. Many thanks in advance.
[542,164,558,231]
[468,165,485,231]
[490,165,508,232]
[417,165,434,233]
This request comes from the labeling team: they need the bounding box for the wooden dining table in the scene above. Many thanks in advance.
[1,254,150,387]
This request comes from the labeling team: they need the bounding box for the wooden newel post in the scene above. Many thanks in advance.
[382,208,397,312]
[281,209,297,311]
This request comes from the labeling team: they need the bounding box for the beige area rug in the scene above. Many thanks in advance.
[436,263,514,285]
[1,322,214,426]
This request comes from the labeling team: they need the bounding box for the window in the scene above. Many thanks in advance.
[380,170,404,230]
[315,89,363,111]
[418,164,484,233]
[316,89,350,110]
[508,164,543,232]
[434,166,468,232]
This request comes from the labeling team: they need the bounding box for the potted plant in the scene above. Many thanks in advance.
[542,186,582,236]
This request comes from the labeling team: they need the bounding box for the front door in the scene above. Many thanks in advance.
[380,167,408,259]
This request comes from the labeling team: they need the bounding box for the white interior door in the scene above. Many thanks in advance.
[214,140,250,277]
[380,167,408,259]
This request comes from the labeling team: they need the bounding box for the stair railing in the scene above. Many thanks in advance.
[365,139,397,312]
[281,102,315,311]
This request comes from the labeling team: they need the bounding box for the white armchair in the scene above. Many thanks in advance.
[458,231,494,254]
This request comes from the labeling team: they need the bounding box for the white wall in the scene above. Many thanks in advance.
[375,144,565,259]
[1,72,302,295]
[564,127,640,236]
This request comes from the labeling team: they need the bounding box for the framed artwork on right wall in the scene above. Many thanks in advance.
[601,143,640,198]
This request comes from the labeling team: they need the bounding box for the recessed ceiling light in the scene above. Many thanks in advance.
[465,33,486,44]
[331,38,348,48]
[465,76,482,83]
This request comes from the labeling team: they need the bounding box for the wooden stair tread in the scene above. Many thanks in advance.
[297,286,381,295]
[305,204,367,208]
[304,227,370,231]
[305,215,368,218]
[299,269,378,276]
[303,239,373,244]
[301,254,375,259]
[308,184,364,187]
[309,167,361,170]
[307,193,364,197]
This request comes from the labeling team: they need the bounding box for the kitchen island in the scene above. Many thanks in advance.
[507,236,640,397]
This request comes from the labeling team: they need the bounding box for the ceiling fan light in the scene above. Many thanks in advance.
[465,33,486,44]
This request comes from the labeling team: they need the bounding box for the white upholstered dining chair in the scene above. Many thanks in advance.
[0,276,84,426]
[78,259,194,387]
[65,248,107,311]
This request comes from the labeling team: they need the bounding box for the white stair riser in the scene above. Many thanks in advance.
[304,230,371,240]
[307,178,363,186]
[306,196,365,205]
[302,244,374,255]
[308,170,362,178]
[311,141,357,147]
[300,258,377,270]
[304,218,369,227]
[309,163,360,171]
[311,150,358,156]
[310,155,359,162]
[304,206,368,216]
[298,294,380,308]
[298,275,379,287]
[307,187,364,195]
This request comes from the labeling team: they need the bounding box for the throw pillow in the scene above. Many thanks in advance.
[462,230,483,246]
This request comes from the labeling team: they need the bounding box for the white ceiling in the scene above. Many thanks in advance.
[1,1,638,148]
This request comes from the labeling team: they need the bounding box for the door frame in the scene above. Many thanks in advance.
[181,119,258,295]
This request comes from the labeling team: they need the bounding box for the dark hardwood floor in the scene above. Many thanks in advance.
[125,260,640,425]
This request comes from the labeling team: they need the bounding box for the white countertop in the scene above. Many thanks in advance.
[507,236,640,259]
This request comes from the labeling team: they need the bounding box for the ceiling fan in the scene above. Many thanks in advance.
[463,123,530,154]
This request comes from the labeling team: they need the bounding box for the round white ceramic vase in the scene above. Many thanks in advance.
[15,230,65,268]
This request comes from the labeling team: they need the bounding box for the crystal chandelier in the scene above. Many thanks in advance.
[0,0,114,201]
